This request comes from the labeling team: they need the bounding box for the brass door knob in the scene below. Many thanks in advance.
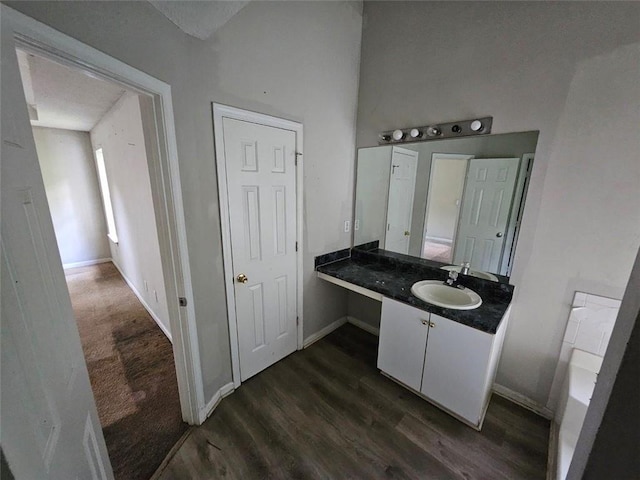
[236,273,248,284]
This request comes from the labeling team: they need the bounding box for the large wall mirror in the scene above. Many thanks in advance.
[353,131,539,277]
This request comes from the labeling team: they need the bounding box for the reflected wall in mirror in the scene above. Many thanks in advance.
[353,131,539,277]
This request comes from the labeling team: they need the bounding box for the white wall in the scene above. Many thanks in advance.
[91,93,171,337]
[355,1,640,407]
[209,2,363,343]
[517,42,640,409]
[8,1,363,402]
[33,126,110,266]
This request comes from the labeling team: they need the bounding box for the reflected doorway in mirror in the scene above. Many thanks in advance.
[422,153,474,263]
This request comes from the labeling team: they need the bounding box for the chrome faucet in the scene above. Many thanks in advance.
[444,270,464,289]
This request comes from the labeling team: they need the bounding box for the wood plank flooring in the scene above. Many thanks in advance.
[157,324,549,479]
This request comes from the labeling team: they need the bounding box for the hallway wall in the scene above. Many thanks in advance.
[33,126,110,267]
[91,93,171,338]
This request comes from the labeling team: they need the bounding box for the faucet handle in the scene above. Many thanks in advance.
[460,262,471,275]
[444,269,459,287]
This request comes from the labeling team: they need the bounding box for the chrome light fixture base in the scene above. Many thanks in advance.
[379,116,493,145]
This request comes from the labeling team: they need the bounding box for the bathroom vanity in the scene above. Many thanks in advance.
[314,129,537,430]
[316,247,513,430]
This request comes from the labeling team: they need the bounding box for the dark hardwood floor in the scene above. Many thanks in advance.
[157,324,549,479]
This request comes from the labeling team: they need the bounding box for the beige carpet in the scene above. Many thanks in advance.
[66,262,187,480]
[423,241,453,263]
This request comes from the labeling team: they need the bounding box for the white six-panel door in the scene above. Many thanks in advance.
[385,147,419,254]
[222,118,298,382]
[1,18,113,479]
[453,157,520,272]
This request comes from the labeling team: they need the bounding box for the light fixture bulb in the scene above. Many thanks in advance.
[426,126,441,137]
[392,129,404,141]
[470,120,483,132]
[410,128,422,138]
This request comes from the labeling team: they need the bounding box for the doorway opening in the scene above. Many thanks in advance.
[16,46,187,479]
[422,153,474,263]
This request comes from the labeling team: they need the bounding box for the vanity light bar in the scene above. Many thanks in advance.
[378,116,493,144]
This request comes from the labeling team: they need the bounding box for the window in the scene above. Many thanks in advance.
[95,148,118,244]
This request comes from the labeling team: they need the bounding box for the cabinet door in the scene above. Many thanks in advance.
[378,298,429,391]
[420,314,494,426]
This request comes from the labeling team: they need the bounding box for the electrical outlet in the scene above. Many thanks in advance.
[344,220,350,233]
[354,219,360,231]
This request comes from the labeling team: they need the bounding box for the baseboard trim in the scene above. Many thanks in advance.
[346,316,379,336]
[424,236,453,245]
[492,383,554,420]
[303,317,347,348]
[63,257,111,269]
[111,260,172,343]
[198,382,234,424]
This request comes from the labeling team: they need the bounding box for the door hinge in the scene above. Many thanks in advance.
[295,152,302,166]
[178,297,188,307]
[295,241,298,252]
[296,316,299,326]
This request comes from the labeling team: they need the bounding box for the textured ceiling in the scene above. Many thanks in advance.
[17,49,127,132]
[149,0,250,40]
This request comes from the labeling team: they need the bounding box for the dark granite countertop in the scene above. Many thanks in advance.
[316,248,514,334]
[361,248,511,284]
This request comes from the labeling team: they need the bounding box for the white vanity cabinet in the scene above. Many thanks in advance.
[377,299,429,391]
[378,297,510,429]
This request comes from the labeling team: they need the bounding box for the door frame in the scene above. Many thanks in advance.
[501,153,534,276]
[213,103,304,388]
[2,5,205,424]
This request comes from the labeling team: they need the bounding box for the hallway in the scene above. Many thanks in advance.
[66,262,187,479]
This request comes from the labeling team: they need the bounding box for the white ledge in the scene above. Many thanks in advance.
[317,271,383,302]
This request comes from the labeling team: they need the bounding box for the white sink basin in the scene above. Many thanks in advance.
[411,280,482,310]
[440,265,499,282]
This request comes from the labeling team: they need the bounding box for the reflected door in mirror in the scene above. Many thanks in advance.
[453,157,519,272]
[385,147,418,254]
[353,131,538,278]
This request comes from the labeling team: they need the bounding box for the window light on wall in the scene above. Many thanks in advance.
[95,148,118,244]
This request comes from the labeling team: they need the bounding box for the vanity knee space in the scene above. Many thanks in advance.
[378,297,510,430]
